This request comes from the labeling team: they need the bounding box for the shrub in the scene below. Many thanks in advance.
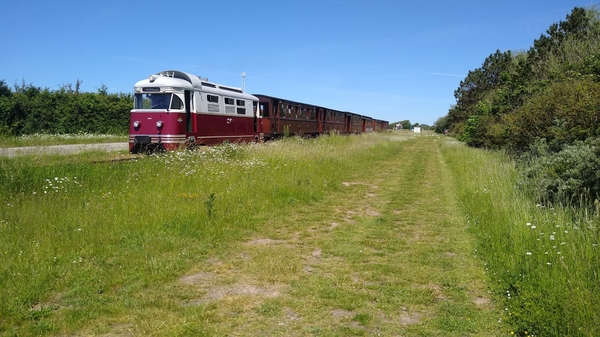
[0,81,132,136]
[518,137,600,206]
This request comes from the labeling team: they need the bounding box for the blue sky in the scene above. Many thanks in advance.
[1,0,595,125]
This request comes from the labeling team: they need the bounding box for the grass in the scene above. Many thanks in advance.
[441,139,600,337]
[2,131,596,336]
[0,133,127,147]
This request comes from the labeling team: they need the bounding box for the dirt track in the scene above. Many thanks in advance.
[0,142,128,158]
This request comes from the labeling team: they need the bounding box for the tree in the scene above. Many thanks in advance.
[398,120,412,130]
[446,6,600,151]
[0,80,11,97]
[434,115,449,134]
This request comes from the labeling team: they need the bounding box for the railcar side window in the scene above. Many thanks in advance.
[237,108,246,115]
[225,98,235,105]
[236,99,245,106]
[170,95,184,110]
[207,95,219,103]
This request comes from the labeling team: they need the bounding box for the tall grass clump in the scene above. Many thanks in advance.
[0,132,406,336]
[441,138,600,336]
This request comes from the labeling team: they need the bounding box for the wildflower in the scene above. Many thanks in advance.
[526,252,532,255]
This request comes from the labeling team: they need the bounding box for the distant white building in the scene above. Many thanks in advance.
[413,126,421,133]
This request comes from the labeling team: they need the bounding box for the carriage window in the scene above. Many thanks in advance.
[225,97,235,105]
[207,95,219,103]
[237,108,246,115]
[260,103,269,117]
[237,99,245,106]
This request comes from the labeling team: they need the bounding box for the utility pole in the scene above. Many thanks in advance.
[241,72,246,92]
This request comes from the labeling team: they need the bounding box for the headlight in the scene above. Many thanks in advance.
[156,121,164,128]
[133,121,141,128]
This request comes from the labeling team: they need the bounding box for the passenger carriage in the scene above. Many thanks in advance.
[322,108,346,134]
[361,116,374,133]
[254,94,322,140]
[346,113,366,133]
[374,119,389,131]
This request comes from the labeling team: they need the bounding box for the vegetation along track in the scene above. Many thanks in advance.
[0,133,503,336]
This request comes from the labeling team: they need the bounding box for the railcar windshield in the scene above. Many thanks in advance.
[134,93,184,110]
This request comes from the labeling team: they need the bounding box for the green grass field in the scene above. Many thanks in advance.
[0,132,598,336]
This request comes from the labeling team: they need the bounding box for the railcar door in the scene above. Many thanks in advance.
[260,101,271,138]
[184,90,192,132]
[317,108,324,133]
[253,101,258,132]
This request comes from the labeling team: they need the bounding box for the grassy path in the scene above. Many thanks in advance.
[178,137,501,336]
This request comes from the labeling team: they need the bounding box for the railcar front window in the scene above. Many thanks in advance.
[135,93,173,110]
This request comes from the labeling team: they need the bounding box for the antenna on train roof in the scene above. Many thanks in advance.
[241,72,246,92]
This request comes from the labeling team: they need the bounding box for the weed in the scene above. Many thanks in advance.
[204,192,216,218]
[283,124,291,138]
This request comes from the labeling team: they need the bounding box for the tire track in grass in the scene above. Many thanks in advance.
[177,136,502,336]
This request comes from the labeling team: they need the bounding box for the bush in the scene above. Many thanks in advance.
[505,79,600,154]
[0,81,132,136]
[518,137,600,206]
[457,114,505,149]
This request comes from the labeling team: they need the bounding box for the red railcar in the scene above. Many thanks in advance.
[129,70,258,153]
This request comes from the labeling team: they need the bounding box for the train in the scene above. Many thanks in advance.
[129,70,389,153]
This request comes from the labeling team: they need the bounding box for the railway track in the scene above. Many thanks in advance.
[0,142,129,158]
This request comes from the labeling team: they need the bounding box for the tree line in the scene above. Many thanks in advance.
[0,80,132,136]
[437,6,600,206]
